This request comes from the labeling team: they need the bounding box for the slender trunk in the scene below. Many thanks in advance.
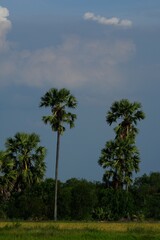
[54,130,60,221]
[126,183,128,192]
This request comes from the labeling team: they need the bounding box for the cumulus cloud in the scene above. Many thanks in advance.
[83,12,132,28]
[0,6,11,51]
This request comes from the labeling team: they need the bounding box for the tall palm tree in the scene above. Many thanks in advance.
[39,88,77,221]
[99,99,145,190]
[0,133,46,194]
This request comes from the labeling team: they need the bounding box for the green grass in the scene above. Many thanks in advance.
[0,222,160,240]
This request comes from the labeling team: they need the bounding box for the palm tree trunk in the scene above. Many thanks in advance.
[54,130,60,221]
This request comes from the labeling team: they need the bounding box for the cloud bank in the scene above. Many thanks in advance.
[83,12,132,28]
[0,6,135,93]
[0,37,135,91]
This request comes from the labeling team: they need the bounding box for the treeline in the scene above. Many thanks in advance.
[1,87,154,221]
[0,172,160,221]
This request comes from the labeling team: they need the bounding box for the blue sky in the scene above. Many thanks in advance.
[0,0,160,182]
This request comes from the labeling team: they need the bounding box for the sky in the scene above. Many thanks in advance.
[0,0,160,182]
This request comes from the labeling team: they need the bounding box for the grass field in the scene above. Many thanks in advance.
[0,221,160,239]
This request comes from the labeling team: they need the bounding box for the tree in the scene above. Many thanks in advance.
[99,99,145,190]
[0,132,46,195]
[40,88,77,221]
[93,187,134,221]
[65,179,97,220]
[132,172,160,219]
[99,138,140,189]
[107,99,145,140]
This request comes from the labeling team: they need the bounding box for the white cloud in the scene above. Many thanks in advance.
[0,6,11,51]
[83,12,132,28]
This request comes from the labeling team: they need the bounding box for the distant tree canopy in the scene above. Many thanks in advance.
[0,172,159,221]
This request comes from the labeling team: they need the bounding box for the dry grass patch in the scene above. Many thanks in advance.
[0,222,160,240]
[0,221,160,233]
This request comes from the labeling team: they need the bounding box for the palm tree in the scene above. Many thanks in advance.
[99,99,145,190]
[39,88,77,221]
[107,99,145,140]
[99,138,140,190]
[0,151,15,199]
[0,132,46,194]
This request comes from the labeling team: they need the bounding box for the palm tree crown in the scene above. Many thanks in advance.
[40,88,77,133]
[107,99,145,139]
[0,132,46,194]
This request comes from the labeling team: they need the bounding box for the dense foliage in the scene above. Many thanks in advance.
[0,173,160,221]
[0,133,46,198]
